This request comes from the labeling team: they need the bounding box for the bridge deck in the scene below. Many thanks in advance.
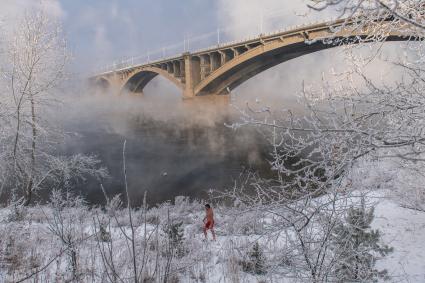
[91,17,413,98]
[96,18,349,76]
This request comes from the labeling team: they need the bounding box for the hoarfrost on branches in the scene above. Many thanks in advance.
[0,10,107,205]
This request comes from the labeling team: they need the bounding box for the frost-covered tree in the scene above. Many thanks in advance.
[229,0,425,204]
[0,10,107,205]
[222,1,424,281]
[241,241,266,275]
[332,199,393,282]
[45,190,89,281]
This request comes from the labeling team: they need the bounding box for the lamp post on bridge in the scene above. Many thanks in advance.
[260,9,264,35]
[183,34,191,52]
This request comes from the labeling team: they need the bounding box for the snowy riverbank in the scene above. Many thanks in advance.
[0,190,424,283]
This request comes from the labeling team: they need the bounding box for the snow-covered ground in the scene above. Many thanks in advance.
[374,197,425,282]
[0,189,424,283]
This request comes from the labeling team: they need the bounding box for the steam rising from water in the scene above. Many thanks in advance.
[59,77,275,206]
[59,42,405,206]
[1,1,412,207]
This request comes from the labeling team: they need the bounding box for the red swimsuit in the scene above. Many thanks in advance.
[205,219,214,230]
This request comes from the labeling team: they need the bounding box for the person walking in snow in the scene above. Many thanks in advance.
[203,204,216,241]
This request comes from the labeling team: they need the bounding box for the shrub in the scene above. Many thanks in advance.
[240,242,266,275]
[165,221,186,257]
[332,200,393,282]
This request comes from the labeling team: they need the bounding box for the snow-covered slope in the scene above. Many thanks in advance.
[374,198,425,282]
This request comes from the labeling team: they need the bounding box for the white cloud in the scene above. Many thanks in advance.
[215,0,342,106]
[0,0,65,34]
[1,0,64,20]
[93,25,114,63]
[65,1,140,71]
[217,0,336,39]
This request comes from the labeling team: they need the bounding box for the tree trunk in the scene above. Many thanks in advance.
[23,93,37,206]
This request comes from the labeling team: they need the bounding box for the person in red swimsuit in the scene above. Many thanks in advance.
[203,204,216,241]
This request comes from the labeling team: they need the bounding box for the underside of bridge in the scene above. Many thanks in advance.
[93,77,111,91]
[92,19,412,100]
[196,41,328,96]
[195,35,406,96]
[124,71,158,93]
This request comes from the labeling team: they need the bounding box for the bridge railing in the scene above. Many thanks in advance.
[92,14,340,76]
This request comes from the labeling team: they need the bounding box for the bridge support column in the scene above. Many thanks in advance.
[183,53,201,99]
[200,54,211,80]
[210,52,221,71]
[107,73,126,94]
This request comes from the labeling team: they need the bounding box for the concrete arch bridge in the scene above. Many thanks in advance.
[90,18,414,100]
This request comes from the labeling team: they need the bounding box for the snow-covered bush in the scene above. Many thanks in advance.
[164,221,186,257]
[332,199,393,282]
[6,203,27,222]
[45,190,90,281]
[240,242,267,275]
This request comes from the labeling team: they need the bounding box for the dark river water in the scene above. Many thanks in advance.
[60,94,274,206]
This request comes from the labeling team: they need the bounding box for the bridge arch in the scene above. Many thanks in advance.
[194,33,410,96]
[93,77,112,91]
[121,66,184,95]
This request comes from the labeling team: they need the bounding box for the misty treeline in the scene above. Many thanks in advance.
[0,1,425,282]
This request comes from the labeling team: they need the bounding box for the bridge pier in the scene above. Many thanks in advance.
[183,53,194,98]
[183,53,203,99]
[182,93,230,106]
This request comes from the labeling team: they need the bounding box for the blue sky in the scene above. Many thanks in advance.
[59,0,221,70]
[55,0,327,72]
[2,0,332,71]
